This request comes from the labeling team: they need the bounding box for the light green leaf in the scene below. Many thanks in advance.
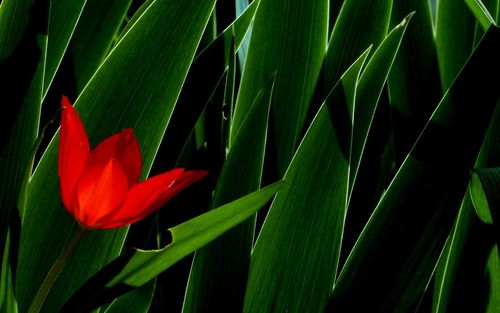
[232,0,328,175]
[465,0,496,30]
[42,0,87,97]
[432,101,500,312]
[156,0,260,168]
[60,182,282,313]
[243,47,370,313]
[436,0,476,90]
[0,230,17,313]
[327,25,500,313]
[349,13,413,195]
[470,170,495,224]
[16,0,216,312]
[324,0,392,92]
[0,0,48,259]
[71,0,133,93]
[103,280,155,313]
[485,244,500,312]
[388,0,441,161]
[183,75,274,313]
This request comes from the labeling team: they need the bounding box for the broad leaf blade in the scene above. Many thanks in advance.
[470,167,500,236]
[103,280,155,313]
[464,0,496,30]
[0,0,48,260]
[16,0,216,311]
[388,0,441,161]
[432,102,500,312]
[157,0,261,168]
[42,0,87,97]
[243,48,370,313]
[327,25,500,313]
[70,0,133,93]
[435,0,476,90]
[324,0,392,93]
[61,182,282,313]
[470,170,494,224]
[232,0,328,175]
[485,244,500,312]
[183,76,274,313]
[349,14,413,195]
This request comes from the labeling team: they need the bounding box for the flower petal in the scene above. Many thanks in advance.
[58,96,90,212]
[70,159,129,229]
[98,169,208,229]
[88,128,142,185]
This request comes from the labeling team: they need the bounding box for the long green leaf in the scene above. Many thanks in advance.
[338,12,413,275]
[387,0,441,161]
[103,281,155,313]
[0,230,17,313]
[232,0,328,175]
[470,169,495,224]
[235,0,251,70]
[243,47,370,313]
[16,0,216,312]
[60,182,282,313]
[435,0,476,90]
[470,167,500,236]
[432,102,500,312]
[70,0,133,93]
[42,0,87,97]
[327,25,500,313]
[464,0,496,30]
[183,76,274,313]
[155,0,260,169]
[0,0,48,265]
[324,0,392,93]
[349,14,413,195]
[485,244,500,312]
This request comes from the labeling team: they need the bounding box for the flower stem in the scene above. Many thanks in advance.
[28,227,86,313]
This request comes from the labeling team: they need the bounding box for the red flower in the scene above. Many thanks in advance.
[58,96,207,229]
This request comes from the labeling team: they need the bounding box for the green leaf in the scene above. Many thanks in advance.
[183,75,274,313]
[16,0,216,312]
[481,0,500,23]
[42,0,87,97]
[156,0,260,168]
[388,0,442,161]
[324,0,392,93]
[485,244,500,312]
[435,0,476,90]
[0,0,48,257]
[349,13,413,195]
[432,101,500,312]
[103,280,155,313]
[464,0,496,31]
[339,12,413,276]
[243,47,370,313]
[327,25,500,313]
[431,195,476,313]
[232,0,328,175]
[70,0,133,93]
[0,230,17,313]
[470,167,500,231]
[235,0,251,69]
[470,170,495,224]
[60,182,282,313]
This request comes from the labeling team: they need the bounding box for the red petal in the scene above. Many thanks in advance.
[88,128,142,185]
[99,169,208,229]
[70,159,129,229]
[58,96,90,212]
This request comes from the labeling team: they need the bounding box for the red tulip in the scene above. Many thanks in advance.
[58,96,207,229]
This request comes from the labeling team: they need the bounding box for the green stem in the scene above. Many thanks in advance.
[28,227,86,313]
